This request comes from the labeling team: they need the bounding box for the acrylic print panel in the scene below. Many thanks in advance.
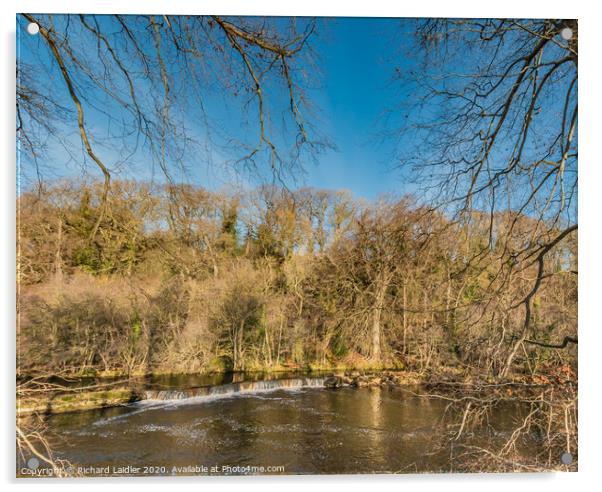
[16,13,578,477]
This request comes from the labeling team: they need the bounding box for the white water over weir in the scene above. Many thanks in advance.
[143,377,327,402]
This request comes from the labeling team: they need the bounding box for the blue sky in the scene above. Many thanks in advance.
[17,14,578,224]
[303,18,410,199]
[17,16,418,201]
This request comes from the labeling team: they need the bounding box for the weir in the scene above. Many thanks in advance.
[143,377,327,402]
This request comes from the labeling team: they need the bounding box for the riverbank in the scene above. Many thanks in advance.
[16,366,576,416]
[17,388,140,416]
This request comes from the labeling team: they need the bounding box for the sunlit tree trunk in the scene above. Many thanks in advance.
[371,280,388,362]
[402,279,408,354]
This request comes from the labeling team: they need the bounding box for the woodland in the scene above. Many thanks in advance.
[16,15,578,472]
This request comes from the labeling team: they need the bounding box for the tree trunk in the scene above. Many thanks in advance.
[54,217,63,283]
[276,314,283,365]
[402,280,407,354]
[372,307,381,362]
[371,282,387,362]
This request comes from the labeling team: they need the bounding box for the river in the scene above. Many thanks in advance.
[20,374,541,476]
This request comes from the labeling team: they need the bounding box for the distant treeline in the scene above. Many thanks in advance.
[17,180,577,378]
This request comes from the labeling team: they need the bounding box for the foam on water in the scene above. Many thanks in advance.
[143,377,326,403]
[92,377,327,426]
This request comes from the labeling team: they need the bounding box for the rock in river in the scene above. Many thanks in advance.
[323,376,342,388]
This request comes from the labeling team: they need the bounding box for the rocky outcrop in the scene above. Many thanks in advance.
[323,371,421,389]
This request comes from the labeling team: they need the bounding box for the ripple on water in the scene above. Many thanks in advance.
[40,385,542,475]
[134,423,207,441]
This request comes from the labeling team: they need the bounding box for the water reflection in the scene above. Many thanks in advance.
[34,384,538,475]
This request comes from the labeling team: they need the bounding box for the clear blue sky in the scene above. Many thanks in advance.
[304,18,411,200]
[17,16,417,200]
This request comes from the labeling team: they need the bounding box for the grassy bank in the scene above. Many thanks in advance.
[17,388,140,416]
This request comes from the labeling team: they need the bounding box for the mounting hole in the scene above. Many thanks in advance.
[26,22,39,35]
[560,452,573,465]
[561,27,573,41]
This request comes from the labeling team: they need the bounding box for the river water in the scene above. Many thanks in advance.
[23,375,539,476]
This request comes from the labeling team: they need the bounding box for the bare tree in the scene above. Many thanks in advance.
[394,19,578,374]
[17,14,328,240]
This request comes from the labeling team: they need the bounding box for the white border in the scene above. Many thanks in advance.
[0,0,586,17]
[3,1,601,491]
